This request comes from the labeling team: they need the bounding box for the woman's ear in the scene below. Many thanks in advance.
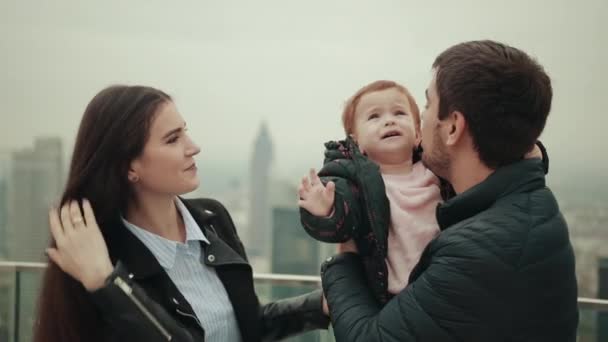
[127,160,141,183]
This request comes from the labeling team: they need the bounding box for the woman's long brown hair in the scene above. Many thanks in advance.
[33,85,171,342]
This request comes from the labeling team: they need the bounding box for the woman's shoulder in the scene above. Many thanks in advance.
[181,197,235,230]
[182,197,228,213]
[183,197,248,259]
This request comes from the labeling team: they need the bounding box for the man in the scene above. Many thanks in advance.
[321,40,579,342]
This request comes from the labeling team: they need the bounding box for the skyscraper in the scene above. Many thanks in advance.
[271,206,324,342]
[271,207,320,276]
[247,122,274,268]
[8,137,63,262]
[0,153,10,260]
[0,152,10,342]
[5,137,64,342]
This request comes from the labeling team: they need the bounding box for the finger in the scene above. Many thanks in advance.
[325,181,336,198]
[48,207,65,244]
[298,185,308,199]
[310,169,323,185]
[309,168,317,185]
[82,198,98,228]
[314,174,325,189]
[302,175,311,192]
[45,248,62,266]
[69,200,85,229]
[60,203,75,233]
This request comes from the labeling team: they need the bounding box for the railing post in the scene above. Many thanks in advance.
[13,269,20,342]
[598,258,608,342]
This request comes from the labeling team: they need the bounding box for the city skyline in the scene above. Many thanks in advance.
[0,126,606,341]
[1,1,606,184]
[0,1,606,340]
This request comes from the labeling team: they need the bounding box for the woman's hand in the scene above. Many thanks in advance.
[46,199,114,291]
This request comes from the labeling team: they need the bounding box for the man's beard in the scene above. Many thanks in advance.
[421,128,451,180]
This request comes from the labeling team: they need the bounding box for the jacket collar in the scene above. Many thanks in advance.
[106,198,247,280]
[119,199,209,269]
[436,159,546,230]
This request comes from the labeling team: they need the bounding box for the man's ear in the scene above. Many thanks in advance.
[445,110,467,147]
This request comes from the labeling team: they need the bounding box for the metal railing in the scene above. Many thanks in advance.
[0,260,322,284]
[0,261,607,310]
[0,260,607,342]
[0,261,328,342]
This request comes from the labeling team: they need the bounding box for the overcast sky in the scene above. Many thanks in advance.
[1,0,606,188]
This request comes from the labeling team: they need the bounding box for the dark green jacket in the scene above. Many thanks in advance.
[300,137,452,302]
[321,158,578,342]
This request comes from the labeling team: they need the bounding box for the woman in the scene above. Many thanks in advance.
[33,85,329,342]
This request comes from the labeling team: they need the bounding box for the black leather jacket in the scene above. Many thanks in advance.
[89,198,329,341]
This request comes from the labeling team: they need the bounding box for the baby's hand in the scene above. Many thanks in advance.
[298,168,335,217]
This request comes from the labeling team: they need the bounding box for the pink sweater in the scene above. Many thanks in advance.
[382,161,442,294]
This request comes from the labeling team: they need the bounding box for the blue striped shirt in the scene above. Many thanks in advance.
[122,199,242,342]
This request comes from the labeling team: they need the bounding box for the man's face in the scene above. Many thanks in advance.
[421,72,451,180]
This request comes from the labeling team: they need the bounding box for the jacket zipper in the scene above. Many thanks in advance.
[176,308,203,328]
[114,276,173,341]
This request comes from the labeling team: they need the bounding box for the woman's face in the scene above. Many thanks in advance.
[129,101,201,197]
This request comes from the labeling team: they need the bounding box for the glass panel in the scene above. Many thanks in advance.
[2,265,608,342]
[254,280,334,342]
[0,270,15,342]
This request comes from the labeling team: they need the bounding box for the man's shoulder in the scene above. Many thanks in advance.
[448,188,561,227]
[433,187,569,259]
[464,185,561,226]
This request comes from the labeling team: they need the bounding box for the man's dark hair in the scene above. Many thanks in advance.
[433,40,552,168]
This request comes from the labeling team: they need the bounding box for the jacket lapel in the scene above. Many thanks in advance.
[184,199,262,342]
[104,218,203,334]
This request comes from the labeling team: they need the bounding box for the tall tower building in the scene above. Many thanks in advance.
[247,122,274,265]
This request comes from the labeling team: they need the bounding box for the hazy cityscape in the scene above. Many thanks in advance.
[1,0,606,341]
[0,125,606,341]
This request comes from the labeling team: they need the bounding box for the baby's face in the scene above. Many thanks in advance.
[352,87,420,163]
